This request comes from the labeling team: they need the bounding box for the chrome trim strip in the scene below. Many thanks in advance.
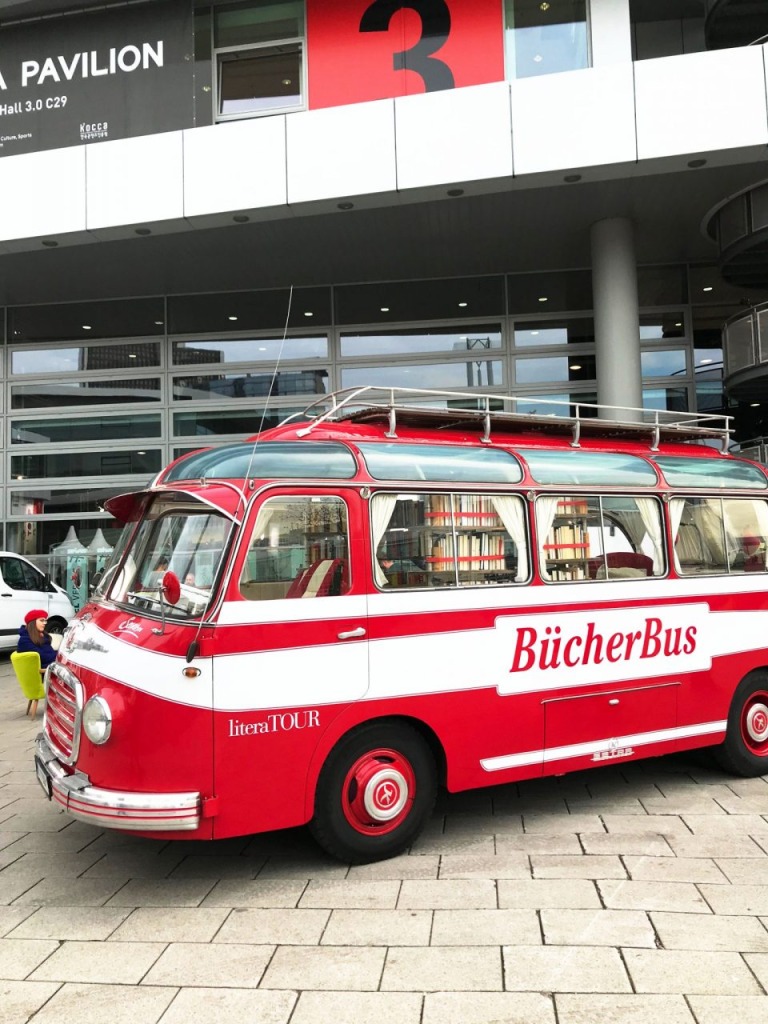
[480,720,728,772]
[35,734,201,832]
[44,664,83,765]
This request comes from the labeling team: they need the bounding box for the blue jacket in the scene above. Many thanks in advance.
[17,625,57,668]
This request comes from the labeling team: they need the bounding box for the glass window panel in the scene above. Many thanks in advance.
[218,44,302,116]
[372,492,526,590]
[173,368,329,400]
[514,317,594,347]
[163,441,356,482]
[335,277,504,325]
[8,298,165,342]
[522,450,657,486]
[11,378,162,409]
[11,414,161,445]
[340,326,502,358]
[240,495,350,601]
[505,0,589,79]
[695,378,726,417]
[507,270,592,314]
[11,342,161,375]
[340,360,504,390]
[688,265,764,305]
[515,355,596,384]
[716,196,749,249]
[12,449,162,480]
[173,407,304,436]
[358,444,523,483]
[173,336,327,366]
[640,349,686,377]
[9,485,140,517]
[637,265,687,305]
[723,499,768,572]
[673,497,728,575]
[215,1,303,47]
[168,287,330,333]
[643,387,688,413]
[515,391,598,417]
[655,455,767,489]
[639,312,685,340]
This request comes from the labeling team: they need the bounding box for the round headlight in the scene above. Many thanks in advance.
[82,695,112,745]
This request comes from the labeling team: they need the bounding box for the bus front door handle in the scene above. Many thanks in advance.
[337,627,366,640]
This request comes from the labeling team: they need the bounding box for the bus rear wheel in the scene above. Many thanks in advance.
[309,722,437,864]
[716,671,768,777]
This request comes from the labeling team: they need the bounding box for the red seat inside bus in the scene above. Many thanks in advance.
[587,552,653,579]
[286,558,348,598]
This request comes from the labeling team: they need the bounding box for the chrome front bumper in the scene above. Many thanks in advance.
[35,733,201,832]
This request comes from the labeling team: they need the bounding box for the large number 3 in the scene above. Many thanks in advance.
[360,0,455,92]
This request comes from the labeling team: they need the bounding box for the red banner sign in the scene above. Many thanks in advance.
[307,0,505,110]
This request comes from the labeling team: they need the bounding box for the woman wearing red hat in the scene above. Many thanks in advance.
[17,609,57,669]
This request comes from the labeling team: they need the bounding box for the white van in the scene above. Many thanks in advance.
[0,552,75,649]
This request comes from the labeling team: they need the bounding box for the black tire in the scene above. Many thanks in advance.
[715,670,768,777]
[45,616,68,636]
[309,721,437,864]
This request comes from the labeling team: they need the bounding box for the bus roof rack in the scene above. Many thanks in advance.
[284,387,733,453]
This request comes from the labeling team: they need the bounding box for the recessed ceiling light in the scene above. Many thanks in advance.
[233,214,249,223]
[447,188,464,197]
[135,227,151,236]
[41,239,58,247]
[128,353,137,359]
[751,402,760,407]
[380,307,390,313]
[282,78,292,86]
[82,324,92,330]
[154,320,164,326]
[228,315,238,321]
[688,158,707,168]
[458,301,468,307]
[304,311,313,317]
[137,450,146,455]
[675,322,682,327]
[570,364,582,371]
[538,297,548,303]
[338,201,354,210]
[564,174,581,183]
[703,286,713,292]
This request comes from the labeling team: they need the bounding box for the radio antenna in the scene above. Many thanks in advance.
[244,283,294,484]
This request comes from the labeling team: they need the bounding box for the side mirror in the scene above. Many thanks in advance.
[161,570,181,606]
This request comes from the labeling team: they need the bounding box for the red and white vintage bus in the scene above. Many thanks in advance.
[34,387,768,862]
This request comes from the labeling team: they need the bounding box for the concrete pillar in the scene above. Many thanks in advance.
[590,216,643,419]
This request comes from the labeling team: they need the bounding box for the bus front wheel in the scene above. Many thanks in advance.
[309,722,437,864]
[716,671,768,777]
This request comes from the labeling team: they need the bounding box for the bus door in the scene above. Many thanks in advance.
[211,488,369,836]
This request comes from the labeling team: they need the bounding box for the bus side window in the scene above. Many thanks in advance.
[239,495,351,601]
[538,494,664,582]
[671,497,728,575]
[723,498,768,574]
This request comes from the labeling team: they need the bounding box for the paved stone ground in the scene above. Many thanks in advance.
[2,654,768,1024]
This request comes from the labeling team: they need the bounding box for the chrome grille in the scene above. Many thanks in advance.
[44,664,83,765]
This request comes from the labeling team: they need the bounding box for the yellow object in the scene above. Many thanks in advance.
[11,651,44,719]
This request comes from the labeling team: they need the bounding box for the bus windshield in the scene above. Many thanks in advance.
[107,498,232,619]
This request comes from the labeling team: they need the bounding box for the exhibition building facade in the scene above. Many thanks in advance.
[0,0,766,569]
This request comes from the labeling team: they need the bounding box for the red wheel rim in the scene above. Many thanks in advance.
[341,746,416,836]
[740,691,768,756]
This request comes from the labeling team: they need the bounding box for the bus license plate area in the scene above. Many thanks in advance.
[35,757,52,800]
